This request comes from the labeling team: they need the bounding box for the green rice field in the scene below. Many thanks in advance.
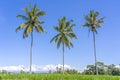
[0,74,120,80]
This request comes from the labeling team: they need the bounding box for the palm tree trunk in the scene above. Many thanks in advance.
[62,43,65,74]
[93,32,98,75]
[30,32,33,73]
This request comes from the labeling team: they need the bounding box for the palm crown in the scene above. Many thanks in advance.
[16,4,46,38]
[51,17,77,48]
[83,10,104,34]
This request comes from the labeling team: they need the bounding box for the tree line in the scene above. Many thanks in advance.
[1,62,120,76]
[16,3,105,75]
[53,62,120,76]
[83,62,120,75]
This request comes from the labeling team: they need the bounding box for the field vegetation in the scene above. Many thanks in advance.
[0,64,120,80]
[0,74,120,80]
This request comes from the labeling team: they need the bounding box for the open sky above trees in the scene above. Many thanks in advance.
[0,0,120,71]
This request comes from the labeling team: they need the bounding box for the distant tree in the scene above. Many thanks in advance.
[16,4,46,73]
[97,62,106,75]
[20,70,26,74]
[83,62,107,75]
[107,64,120,75]
[107,64,115,75]
[65,69,78,74]
[83,10,105,75]
[48,70,52,74]
[1,70,7,74]
[51,17,77,74]
[84,65,95,75]
[83,62,120,75]
[55,66,62,74]
[55,67,79,74]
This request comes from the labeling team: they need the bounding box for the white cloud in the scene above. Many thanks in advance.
[0,64,75,73]
[115,65,120,68]
[0,65,26,72]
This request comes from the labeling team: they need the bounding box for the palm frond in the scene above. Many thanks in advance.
[23,7,29,14]
[95,29,98,34]
[54,26,60,32]
[16,23,27,32]
[98,17,105,23]
[68,33,77,39]
[69,41,73,48]
[50,34,61,43]
[83,22,90,27]
[35,25,45,33]
[95,11,99,18]
[57,37,62,48]
[61,21,65,30]
[23,25,32,38]
[32,4,37,15]
[36,11,46,17]
[66,21,70,28]
[62,36,70,48]
[16,14,29,20]
[37,20,44,24]
[65,20,73,28]
[84,15,90,21]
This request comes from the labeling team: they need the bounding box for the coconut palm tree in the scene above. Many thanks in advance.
[16,4,46,73]
[50,17,77,74]
[83,10,105,75]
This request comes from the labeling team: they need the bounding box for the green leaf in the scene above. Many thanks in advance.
[36,11,46,17]
[16,23,27,32]
[35,25,45,33]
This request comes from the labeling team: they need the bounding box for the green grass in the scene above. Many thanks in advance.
[0,74,120,80]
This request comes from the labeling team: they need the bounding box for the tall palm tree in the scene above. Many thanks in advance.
[50,17,77,74]
[16,4,46,73]
[83,10,105,75]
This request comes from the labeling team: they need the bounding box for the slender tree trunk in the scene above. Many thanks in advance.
[30,32,33,73]
[62,43,65,74]
[93,32,98,75]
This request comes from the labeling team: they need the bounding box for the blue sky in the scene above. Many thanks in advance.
[0,0,120,70]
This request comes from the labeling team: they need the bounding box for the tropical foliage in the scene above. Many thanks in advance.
[16,4,46,73]
[83,62,120,75]
[51,17,77,74]
[83,10,105,75]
